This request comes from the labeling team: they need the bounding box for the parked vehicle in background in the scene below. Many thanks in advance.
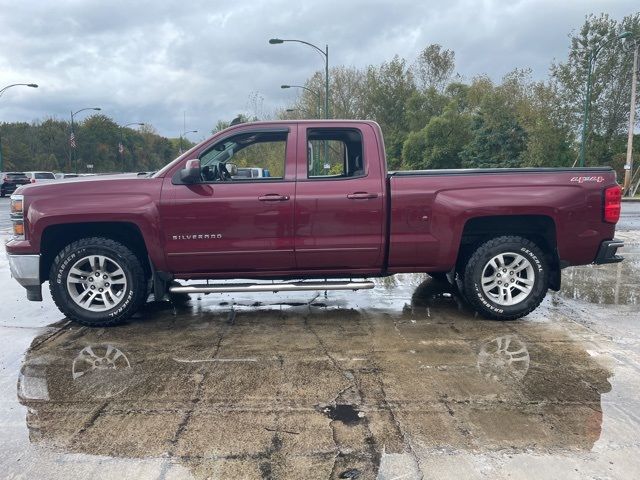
[54,173,79,180]
[5,120,624,327]
[0,172,30,197]
[234,167,271,179]
[24,171,57,184]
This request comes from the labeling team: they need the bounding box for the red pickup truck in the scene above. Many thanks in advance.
[6,120,623,326]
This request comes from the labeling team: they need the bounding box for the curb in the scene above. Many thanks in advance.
[622,198,640,202]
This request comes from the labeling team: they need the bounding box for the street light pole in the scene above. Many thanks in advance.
[623,42,638,195]
[179,130,198,154]
[578,31,632,167]
[280,84,322,117]
[0,83,38,99]
[120,122,145,172]
[269,38,329,119]
[70,107,101,173]
[0,83,38,171]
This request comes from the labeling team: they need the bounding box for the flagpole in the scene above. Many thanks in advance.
[70,107,101,173]
[70,110,75,173]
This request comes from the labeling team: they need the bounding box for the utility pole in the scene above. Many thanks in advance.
[578,32,632,167]
[623,42,638,196]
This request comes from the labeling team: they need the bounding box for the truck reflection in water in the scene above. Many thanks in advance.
[17,277,612,478]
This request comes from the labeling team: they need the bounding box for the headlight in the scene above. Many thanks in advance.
[10,194,25,240]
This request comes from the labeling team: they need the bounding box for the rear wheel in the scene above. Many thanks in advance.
[49,237,148,327]
[462,236,549,320]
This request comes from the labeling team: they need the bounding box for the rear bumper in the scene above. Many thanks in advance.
[7,254,42,301]
[594,239,624,264]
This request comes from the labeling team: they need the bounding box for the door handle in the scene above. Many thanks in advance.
[258,194,290,201]
[347,192,378,200]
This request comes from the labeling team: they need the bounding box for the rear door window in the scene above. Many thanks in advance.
[6,173,28,179]
[34,172,55,179]
[307,129,365,179]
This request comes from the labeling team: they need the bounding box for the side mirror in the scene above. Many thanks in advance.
[180,159,201,184]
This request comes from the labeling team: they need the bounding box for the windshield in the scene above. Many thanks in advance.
[6,173,27,179]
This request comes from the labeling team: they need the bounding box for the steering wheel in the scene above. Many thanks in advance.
[201,165,215,182]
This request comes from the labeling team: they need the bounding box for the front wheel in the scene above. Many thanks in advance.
[49,237,148,327]
[463,236,549,320]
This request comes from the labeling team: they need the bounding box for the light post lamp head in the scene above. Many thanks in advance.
[269,38,284,44]
[93,107,101,111]
[280,85,291,89]
[618,31,633,40]
[27,84,38,88]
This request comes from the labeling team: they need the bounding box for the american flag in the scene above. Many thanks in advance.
[69,131,76,149]
[118,142,124,154]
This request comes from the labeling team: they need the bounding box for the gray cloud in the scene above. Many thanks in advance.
[0,0,636,139]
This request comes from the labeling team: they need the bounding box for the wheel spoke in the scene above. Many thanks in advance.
[505,287,513,304]
[513,257,529,273]
[81,291,97,308]
[516,277,534,286]
[482,275,496,285]
[102,292,114,308]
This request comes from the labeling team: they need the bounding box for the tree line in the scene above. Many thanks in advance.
[279,13,640,177]
[1,13,638,175]
[0,115,195,173]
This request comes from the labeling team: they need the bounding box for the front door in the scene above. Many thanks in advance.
[161,127,297,274]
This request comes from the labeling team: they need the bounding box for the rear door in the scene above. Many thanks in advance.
[161,126,297,274]
[293,123,385,270]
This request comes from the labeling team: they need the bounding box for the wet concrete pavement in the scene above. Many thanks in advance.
[0,198,639,479]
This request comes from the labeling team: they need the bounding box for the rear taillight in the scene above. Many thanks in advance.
[30,178,35,183]
[604,185,622,223]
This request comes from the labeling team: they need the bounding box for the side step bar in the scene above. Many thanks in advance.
[169,280,375,295]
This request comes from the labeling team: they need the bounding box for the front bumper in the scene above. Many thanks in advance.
[7,254,42,301]
[594,239,624,264]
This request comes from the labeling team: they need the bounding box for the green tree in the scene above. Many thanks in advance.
[413,44,456,92]
[551,13,640,165]
[461,92,528,168]
[402,105,472,170]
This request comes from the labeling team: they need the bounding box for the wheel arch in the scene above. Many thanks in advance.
[40,222,151,282]
[457,215,560,291]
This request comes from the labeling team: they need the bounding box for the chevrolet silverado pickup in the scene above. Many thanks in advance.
[6,120,624,326]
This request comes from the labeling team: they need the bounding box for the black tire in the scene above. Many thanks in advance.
[462,236,549,320]
[49,237,148,327]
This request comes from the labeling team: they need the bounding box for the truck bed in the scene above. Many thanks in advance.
[388,167,615,177]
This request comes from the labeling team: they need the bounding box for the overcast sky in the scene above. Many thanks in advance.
[0,0,636,140]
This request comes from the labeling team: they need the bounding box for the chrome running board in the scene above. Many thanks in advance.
[169,280,375,294]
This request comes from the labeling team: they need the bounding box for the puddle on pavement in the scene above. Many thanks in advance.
[560,260,639,305]
[13,277,618,478]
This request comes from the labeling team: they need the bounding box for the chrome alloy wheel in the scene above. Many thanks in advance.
[66,255,128,312]
[481,253,535,306]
